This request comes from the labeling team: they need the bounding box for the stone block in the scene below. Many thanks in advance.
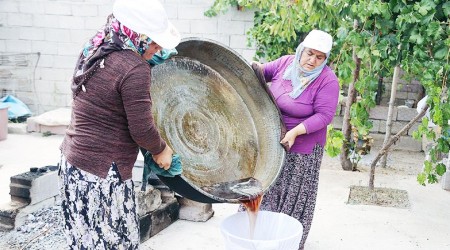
[178,6,207,20]
[0,201,27,230]
[407,122,421,136]
[396,107,418,121]
[139,197,179,243]
[378,120,410,134]
[331,116,343,130]
[9,166,59,205]
[8,123,27,134]
[441,158,450,191]
[369,119,380,133]
[371,133,421,152]
[40,125,68,135]
[394,136,422,152]
[137,186,162,217]
[177,197,214,222]
[218,20,246,35]
[26,116,68,135]
[396,91,408,99]
[29,170,59,205]
[369,106,396,120]
[9,183,30,202]
[230,35,248,49]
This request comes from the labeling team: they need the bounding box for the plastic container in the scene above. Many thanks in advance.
[220,211,303,250]
[0,104,8,141]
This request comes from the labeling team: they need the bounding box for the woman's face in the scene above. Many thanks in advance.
[142,41,162,60]
[299,48,326,71]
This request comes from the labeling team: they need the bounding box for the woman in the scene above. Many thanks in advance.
[244,30,339,249]
[58,0,180,248]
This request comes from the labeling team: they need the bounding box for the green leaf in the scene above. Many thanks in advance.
[410,30,424,44]
[436,163,447,176]
[434,46,448,60]
[427,174,438,184]
[424,160,433,173]
[417,172,426,185]
[442,2,450,16]
[372,49,381,57]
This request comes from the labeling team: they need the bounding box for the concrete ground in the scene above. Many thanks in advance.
[1,132,450,249]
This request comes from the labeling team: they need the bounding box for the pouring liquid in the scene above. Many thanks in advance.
[201,177,263,239]
[239,193,263,239]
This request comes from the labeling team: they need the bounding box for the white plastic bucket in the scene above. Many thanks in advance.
[220,211,303,250]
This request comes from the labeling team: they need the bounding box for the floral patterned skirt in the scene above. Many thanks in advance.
[239,144,324,250]
[58,154,140,250]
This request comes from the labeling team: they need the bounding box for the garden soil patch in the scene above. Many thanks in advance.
[347,185,410,208]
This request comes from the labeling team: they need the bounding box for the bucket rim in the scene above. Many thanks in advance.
[220,211,303,243]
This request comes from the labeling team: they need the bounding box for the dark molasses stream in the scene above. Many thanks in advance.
[201,177,264,239]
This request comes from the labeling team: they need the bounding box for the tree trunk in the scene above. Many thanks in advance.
[340,20,360,171]
[380,57,401,167]
[369,105,429,190]
[376,74,383,105]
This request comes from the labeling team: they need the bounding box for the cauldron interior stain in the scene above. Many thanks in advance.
[151,58,258,187]
[148,38,285,202]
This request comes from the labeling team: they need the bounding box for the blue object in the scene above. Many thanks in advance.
[0,95,32,119]
[140,147,182,191]
[147,48,178,66]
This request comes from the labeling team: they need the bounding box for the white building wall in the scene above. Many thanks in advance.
[0,0,256,115]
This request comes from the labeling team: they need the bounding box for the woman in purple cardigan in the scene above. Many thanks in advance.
[252,30,339,249]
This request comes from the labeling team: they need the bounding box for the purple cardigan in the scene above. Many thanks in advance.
[264,55,339,154]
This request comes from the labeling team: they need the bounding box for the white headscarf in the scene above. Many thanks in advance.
[282,42,330,99]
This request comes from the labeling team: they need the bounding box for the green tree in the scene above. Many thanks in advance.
[205,0,450,187]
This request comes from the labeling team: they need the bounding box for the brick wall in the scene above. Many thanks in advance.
[332,105,423,151]
[0,0,256,115]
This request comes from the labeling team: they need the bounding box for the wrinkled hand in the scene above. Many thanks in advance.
[152,145,173,170]
[280,130,298,151]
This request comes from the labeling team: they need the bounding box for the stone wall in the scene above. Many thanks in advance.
[332,105,423,152]
[0,0,256,115]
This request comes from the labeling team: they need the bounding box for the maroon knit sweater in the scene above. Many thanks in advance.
[61,50,166,180]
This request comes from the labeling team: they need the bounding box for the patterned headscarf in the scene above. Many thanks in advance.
[74,15,151,76]
[74,14,176,77]
[282,42,329,99]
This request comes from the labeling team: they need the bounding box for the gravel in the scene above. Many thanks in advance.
[0,205,66,250]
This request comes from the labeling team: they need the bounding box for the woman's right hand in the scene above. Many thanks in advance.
[280,130,296,151]
[280,123,306,152]
[152,145,173,170]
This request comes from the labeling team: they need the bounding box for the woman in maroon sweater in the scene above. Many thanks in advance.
[59,0,180,248]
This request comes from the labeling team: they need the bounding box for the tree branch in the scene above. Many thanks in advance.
[369,105,429,189]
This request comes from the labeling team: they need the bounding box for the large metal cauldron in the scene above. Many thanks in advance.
[150,38,285,203]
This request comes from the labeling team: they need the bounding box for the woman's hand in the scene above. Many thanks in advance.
[280,123,307,151]
[280,130,297,151]
[152,145,173,170]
